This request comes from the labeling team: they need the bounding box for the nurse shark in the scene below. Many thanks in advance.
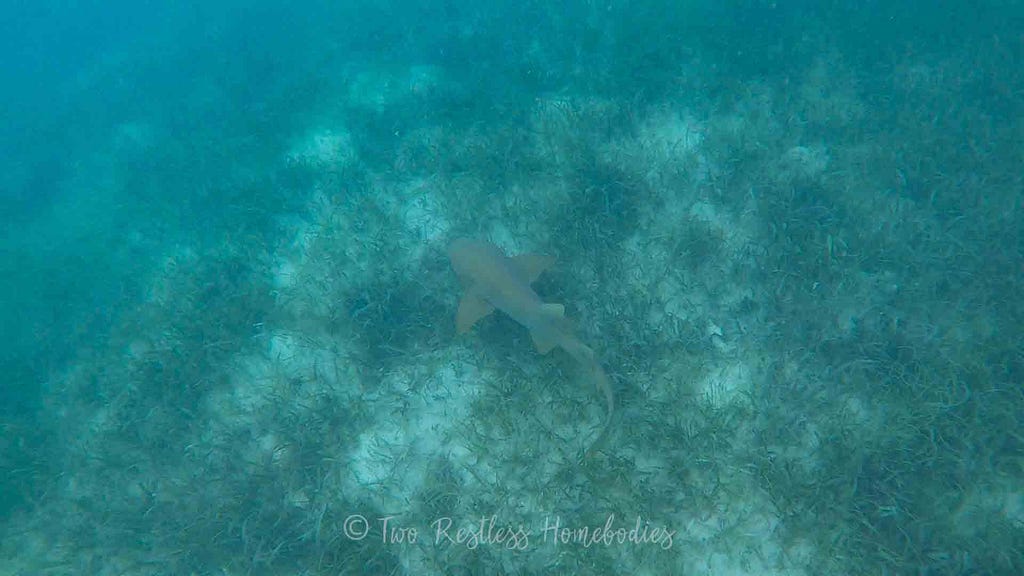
[448,238,614,453]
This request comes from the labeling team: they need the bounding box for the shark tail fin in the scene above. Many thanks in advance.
[582,362,615,459]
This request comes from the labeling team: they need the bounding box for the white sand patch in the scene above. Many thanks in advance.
[695,360,752,409]
[399,179,450,260]
[678,491,812,576]
[406,64,445,97]
[952,480,1024,534]
[346,357,487,510]
[1001,490,1024,525]
[638,109,705,158]
[687,200,751,254]
[271,257,297,290]
[286,127,356,168]
[348,64,448,112]
[656,274,692,322]
[340,356,503,573]
[213,353,275,417]
[782,145,830,179]
[204,328,354,429]
[528,95,618,165]
[112,121,158,156]
[487,222,521,254]
[604,106,711,190]
[266,194,356,298]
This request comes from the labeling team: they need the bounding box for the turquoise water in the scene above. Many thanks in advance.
[2,2,1021,574]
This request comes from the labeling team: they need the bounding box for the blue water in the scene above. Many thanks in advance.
[2,1,1021,574]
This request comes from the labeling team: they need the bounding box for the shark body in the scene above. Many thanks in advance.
[448,238,614,449]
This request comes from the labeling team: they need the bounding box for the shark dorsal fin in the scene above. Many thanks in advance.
[540,303,564,318]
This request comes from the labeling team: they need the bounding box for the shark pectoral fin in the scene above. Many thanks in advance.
[511,253,555,284]
[531,329,558,354]
[456,293,494,334]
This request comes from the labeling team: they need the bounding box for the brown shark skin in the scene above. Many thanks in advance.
[448,238,614,452]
